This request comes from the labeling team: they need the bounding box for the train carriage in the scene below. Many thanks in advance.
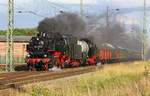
[97,43,141,64]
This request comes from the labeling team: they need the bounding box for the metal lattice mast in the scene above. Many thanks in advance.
[6,0,14,71]
[142,0,147,61]
[106,6,110,43]
[80,0,83,18]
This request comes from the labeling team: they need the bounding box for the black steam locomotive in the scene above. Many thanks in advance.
[26,32,98,71]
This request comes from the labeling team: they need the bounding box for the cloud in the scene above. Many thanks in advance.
[48,0,97,4]
[112,0,150,7]
[0,0,6,4]
[1,0,149,7]
[0,0,31,4]
[96,0,150,8]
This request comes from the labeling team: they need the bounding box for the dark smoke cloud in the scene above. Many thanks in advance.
[85,15,142,52]
[37,12,147,58]
[38,12,86,37]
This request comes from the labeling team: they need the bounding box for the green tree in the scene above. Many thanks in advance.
[0,28,38,36]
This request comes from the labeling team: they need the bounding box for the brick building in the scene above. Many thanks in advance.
[0,36,32,64]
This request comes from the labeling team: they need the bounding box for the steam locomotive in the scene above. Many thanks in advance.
[26,32,98,71]
[26,32,141,71]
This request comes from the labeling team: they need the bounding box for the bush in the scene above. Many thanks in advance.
[0,28,38,36]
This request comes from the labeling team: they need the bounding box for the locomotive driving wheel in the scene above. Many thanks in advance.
[27,63,36,71]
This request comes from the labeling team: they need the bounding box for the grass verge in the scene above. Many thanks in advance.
[5,61,150,96]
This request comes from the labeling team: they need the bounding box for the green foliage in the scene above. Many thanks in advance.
[0,28,38,36]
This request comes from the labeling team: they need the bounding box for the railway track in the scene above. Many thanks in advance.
[0,66,102,90]
[0,64,28,71]
[0,61,137,92]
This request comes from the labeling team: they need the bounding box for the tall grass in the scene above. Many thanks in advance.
[7,61,150,96]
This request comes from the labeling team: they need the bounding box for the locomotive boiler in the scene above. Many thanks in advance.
[26,32,98,71]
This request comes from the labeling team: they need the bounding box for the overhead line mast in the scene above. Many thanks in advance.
[6,0,14,71]
[80,0,83,18]
[106,6,110,43]
[142,0,147,61]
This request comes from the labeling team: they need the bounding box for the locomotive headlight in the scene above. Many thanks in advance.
[27,54,30,58]
[44,54,47,57]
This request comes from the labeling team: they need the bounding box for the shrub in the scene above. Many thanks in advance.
[0,28,38,36]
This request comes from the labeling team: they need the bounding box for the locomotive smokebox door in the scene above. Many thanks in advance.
[74,45,82,59]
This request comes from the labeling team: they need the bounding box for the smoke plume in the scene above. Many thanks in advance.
[85,15,142,52]
[37,12,147,58]
[38,12,86,37]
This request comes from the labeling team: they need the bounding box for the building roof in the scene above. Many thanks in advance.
[0,36,32,42]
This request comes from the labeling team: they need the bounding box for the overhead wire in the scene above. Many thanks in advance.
[0,1,48,17]
[48,1,71,11]
[0,1,92,17]
[16,0,73,17]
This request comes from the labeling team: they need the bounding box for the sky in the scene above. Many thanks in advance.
[49,0,97,4]
[111,0,150,5]
[0,0,150,6]
[0,0,150,30]
[0,0,97,5]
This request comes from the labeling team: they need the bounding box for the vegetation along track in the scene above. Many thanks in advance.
[0,66,102,90]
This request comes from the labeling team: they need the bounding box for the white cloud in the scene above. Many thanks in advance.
[0,0,31,4]
[0,0,6,4]
[112,0,150,6]
[48,0,97,4]
[1,0,150,6]
[14,0,31,4]
[0,0,98,6]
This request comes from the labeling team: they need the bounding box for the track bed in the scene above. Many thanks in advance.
[0,66,102,90]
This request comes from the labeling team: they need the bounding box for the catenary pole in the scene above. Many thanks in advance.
[6,0,14,71]
[80,0,83,18]
[142,0,147,61]
[106,6,110,43]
